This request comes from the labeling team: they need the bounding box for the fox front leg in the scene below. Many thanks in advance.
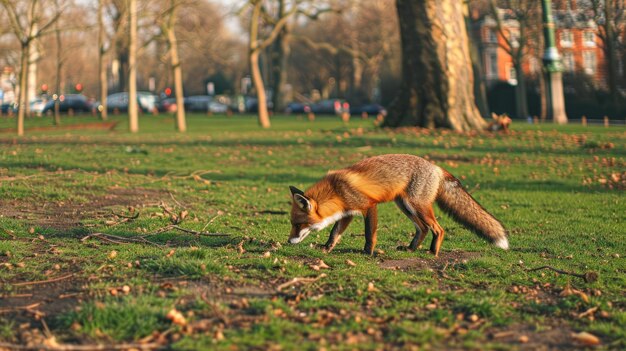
[363,206,378,255]
[323,216,353,253]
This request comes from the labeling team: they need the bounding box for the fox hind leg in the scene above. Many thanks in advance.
[394,198,429,250]
[323,216,353,253]
[420,206,445,257]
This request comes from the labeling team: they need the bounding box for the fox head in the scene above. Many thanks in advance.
[288,185,319,244]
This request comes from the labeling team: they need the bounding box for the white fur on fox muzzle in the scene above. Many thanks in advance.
[289,228,311,244]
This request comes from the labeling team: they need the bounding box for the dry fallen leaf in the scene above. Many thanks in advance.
[166,308,187,326]
[108,250,118,259]
[346,259,356,267]
[166,249,176,258]
[571,331,600,345]
[367,282,379,292]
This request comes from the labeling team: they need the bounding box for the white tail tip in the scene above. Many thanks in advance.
[494,237,509,250]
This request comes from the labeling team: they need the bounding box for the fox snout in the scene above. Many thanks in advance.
[288,224,311,244]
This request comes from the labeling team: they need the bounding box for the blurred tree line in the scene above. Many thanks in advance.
[1,0,624,134]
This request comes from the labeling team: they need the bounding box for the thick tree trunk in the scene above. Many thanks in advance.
[128,0,138,133]
[98,0,108,120]
[384,0,485,131]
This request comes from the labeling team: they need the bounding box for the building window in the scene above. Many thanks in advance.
[562,52,575,71]
[508,66,518,85]
[583,31,596,47]
[486,28,498,43]
[509,29,520,48]
[560,30,573,48]
[583,51,596,74]
[485,50,498,78]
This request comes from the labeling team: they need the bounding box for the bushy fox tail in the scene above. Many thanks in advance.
[436,171,509,250]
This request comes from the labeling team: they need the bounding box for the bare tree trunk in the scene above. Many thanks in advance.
[465,2,490,118]
[54,23,62,125]
[128,0,138,133]
[98,0,108,120]
[539,72,547,120]
[17,43,29,136]
[251,50,271,128]
[384,0,485,131]
[604,1,619,107]
[249,1,271,128]
[270,27,290,112]
[514,61,529,119]
[166,0,186,132]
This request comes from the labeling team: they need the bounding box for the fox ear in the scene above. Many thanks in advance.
[289,186,304,197]
[293,194,311,212]
[289,186,311,211]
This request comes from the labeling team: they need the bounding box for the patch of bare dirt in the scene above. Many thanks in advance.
[0,274,84,326]
[0,187,167,230]
[379,250,479,271]
[487,322,589,350]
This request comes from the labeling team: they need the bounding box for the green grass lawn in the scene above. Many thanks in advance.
[0,113,624,350]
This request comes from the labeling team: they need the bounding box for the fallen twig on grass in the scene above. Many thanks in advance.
[148,224,230,237]
[2,229,16,239]
[0,302,42,314]
[201,292,230,324]
[81,232,162,247]
[12,274,74,287]
[527,265,599,283]
[276,273,327,292]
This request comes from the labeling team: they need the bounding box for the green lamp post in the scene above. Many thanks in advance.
[541,0,568,124]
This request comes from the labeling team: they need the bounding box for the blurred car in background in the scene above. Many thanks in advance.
[207,100,228,113]
[158,97,177,113]
[285,102,311,114]
[0,102,17,115]
[184,95,212,112]
[350,103,387,117]
[245,96,273,113]
[310,99,350,115]
[97,91,157,114]
[42,94,92,115]
[30,99,48,116]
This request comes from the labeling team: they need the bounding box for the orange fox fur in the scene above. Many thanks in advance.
[288,154,508,256]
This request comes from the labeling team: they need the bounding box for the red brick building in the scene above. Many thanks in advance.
[473,0,624,90]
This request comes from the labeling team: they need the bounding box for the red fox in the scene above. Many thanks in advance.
[288,154,508,256]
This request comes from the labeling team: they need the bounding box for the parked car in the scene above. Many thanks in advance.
[245,96,274,113]
[184,95,212,112]
[310,99,350,115]
[30,99,48,116]
[158,97,177,113]
[207,100,229,114]
[350,103,387,117]
[285,102,311,114]
[42,94,92,114]
[98,92,157,113]
[1,102,17,115]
